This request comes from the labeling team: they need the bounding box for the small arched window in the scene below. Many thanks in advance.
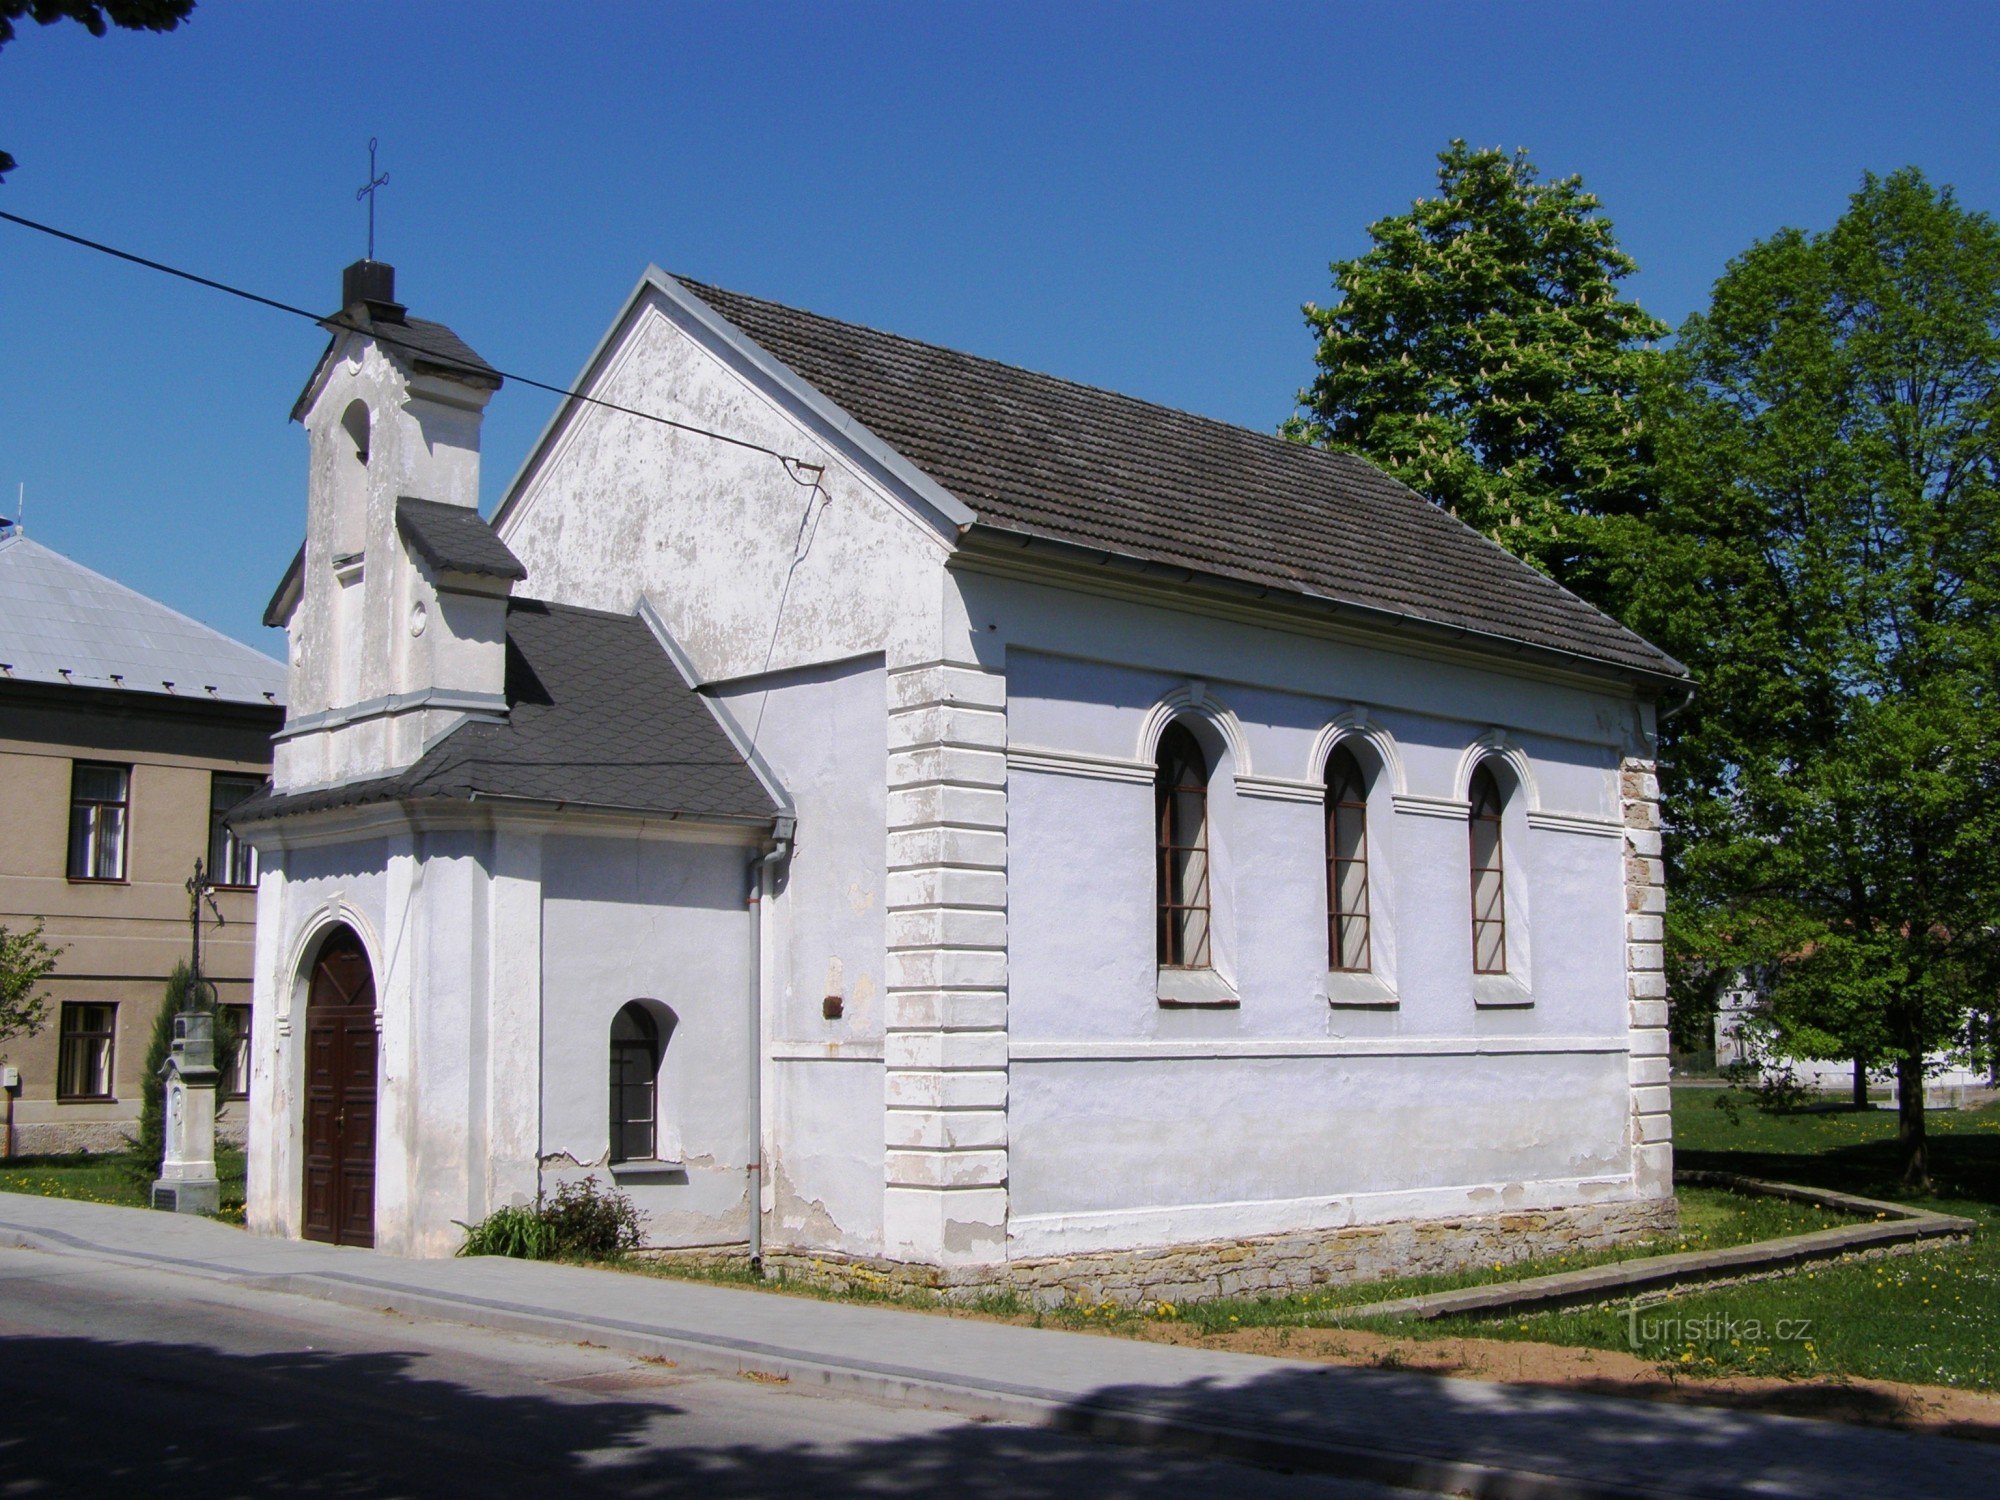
[1156,723,1212,968]
[1325,747,1370,972]
[340,399,372,465]
[1468,765,1508,974]
[608,1003,660,1164]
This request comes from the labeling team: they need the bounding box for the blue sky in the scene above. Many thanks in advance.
[2,1,1995,652]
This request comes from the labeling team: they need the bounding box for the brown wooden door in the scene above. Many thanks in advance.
[302,927,376,1247]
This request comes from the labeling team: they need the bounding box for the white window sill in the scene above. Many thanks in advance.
[1157,967,1240,1008]
[1326,970,1399,1009]
[1473,973,1534,1008]
[609,1160,686,1182]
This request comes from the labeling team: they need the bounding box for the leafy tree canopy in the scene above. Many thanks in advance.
[1624,168,2000,1186]
[0,0,194,179]
[0,920,60,1047]
[1287,140,1666,596]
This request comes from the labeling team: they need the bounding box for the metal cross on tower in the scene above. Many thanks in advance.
[356,137,390,261]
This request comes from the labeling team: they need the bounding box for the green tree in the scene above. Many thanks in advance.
[0,920,60,1049]
[1288,140,1667,596]
[1626,168,2000,1188]
[0,1,195,179]
[129,960,235,1178]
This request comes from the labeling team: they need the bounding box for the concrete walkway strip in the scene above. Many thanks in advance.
[0,1192,1988,1500]
[1327,1172,1977,1324]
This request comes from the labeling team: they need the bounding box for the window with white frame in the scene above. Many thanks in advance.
[1155,723,1212,968]
[208,774,263,888]
[1325,746,1371,972]
[1468,764,1509,974]
[609,1003,661,1164]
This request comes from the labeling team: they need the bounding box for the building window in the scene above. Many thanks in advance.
[1469,764,1508,974]
[67,762,130,881]
[221,1004,252,1099]
[208,774,263,887]
[57,1003,117,1101]
[608,1003,660,1164]
[1155,722,1212,969]
[1325,747,1371,972]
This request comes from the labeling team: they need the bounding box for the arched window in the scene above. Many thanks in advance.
[1468,765,1508,974]
[1156,723,1212,968]
[1325,746,1370,972]
[608,1003,660,1164]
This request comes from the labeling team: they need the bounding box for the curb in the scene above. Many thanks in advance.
[1326,1174,1976,1324]
[0,1215,1686,1500]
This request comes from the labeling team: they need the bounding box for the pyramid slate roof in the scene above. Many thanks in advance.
[675,278,1685,684]
[235,598,776,826]
[396,497,527,581]
[0,529,286,706]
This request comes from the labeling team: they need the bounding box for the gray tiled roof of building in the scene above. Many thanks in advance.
[396,497,527,581]
[234,598,776,826]
[0,530,286,706]
[289,309,501,424]
[677,278,1685,683]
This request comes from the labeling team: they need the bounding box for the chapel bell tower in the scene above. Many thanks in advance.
[269,260,516,792]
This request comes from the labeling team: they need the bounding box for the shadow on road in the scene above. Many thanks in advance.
[0,1332,1352,1498]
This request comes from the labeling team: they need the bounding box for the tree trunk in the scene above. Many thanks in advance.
[1853,1056,1869,1108]
[1896,1051,1929,1191]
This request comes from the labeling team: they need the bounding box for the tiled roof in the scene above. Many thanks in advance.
[0,530,286,706]
[677,279,1684,683]
[396,497,527,581]
[346,312,500,385]
[290,309,501,423]
[235,598,776,825]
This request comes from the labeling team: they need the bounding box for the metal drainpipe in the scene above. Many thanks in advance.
[746,817,793,1274]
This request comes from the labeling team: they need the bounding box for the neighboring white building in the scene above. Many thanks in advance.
[1715,982,1992,1093]
[238,260,1687,1299]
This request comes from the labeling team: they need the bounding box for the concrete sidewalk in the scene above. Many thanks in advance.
[0,1192,1983,1500]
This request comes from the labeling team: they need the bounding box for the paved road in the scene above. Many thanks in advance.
[0,1247,1409,1499]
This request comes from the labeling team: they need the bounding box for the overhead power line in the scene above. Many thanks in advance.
[0,209,826,485]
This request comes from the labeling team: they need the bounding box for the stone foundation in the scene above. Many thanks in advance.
[759,1195,1679,1308]
[9,1120,133,1156]
[9,1116,245,1157]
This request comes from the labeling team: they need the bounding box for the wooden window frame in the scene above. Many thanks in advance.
[608,1003,661,1165]
[1468,765,1508,975]
[1155,723,1213,970]
[1325,747,1371,973]
[56,1002,118,1102]
[208,773,264,890]
[67,761,131,883]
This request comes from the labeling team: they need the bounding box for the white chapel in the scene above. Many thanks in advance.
[238,259,1684,1299]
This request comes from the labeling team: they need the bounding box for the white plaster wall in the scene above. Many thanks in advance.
[981,571,1647,1248]
[1007,1049,1632,1244]
[539,833,757,1249]
[714,659,889,1256]
[496,295,947,686]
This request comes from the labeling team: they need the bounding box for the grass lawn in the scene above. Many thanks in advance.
[0,1146,248,1221]
[1369,1090,2000,1390]
[616,1090,1997,1396]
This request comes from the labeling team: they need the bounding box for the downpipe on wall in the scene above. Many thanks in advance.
[746,816,794,1274]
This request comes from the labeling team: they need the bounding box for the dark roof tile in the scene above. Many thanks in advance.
[236,599,776,825]
[679,278,1683,682]
[396,497,527,581]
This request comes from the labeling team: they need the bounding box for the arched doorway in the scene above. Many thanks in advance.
[302,925,377,1246]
